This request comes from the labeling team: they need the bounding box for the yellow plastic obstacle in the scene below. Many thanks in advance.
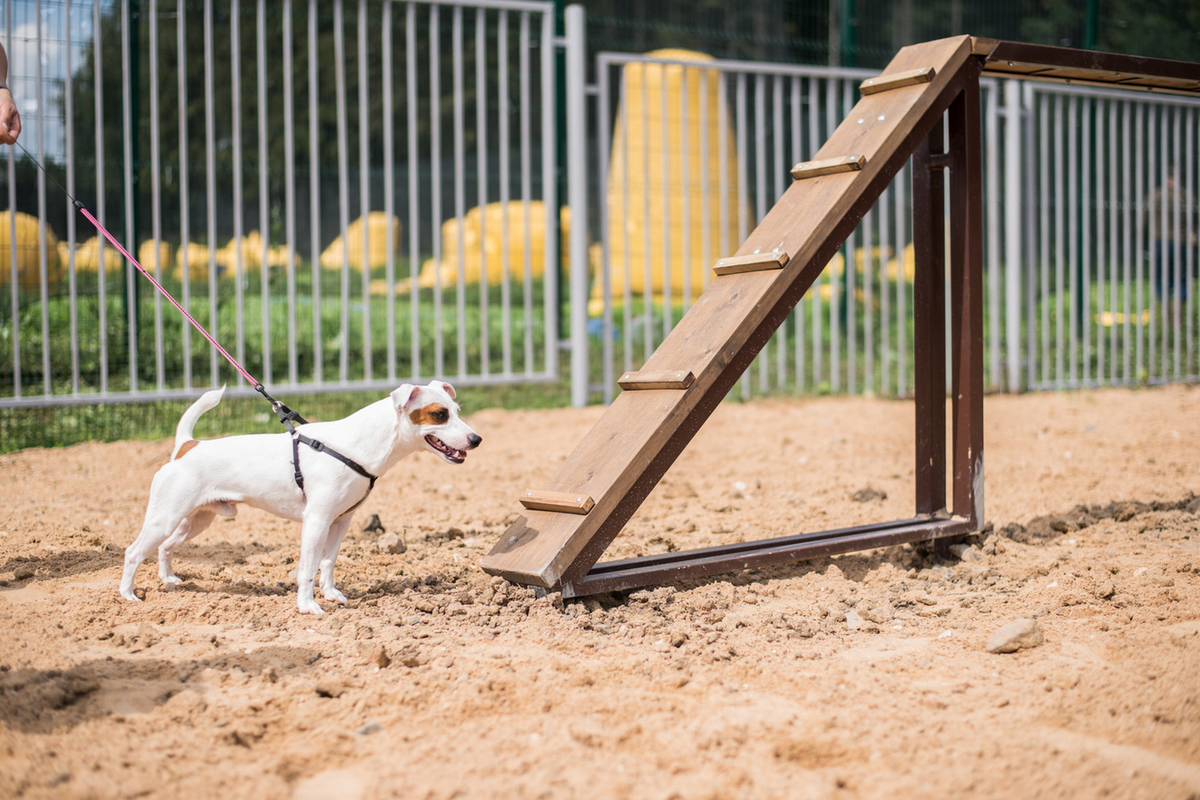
[172,231,292,280]
[320,212,402,272]
[591,49,746,316]
[402,201,568,294]
[0,210,63,292]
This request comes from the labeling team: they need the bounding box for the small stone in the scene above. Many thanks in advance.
[852,487,887,503]
[986,618,1045,654]
[378,532,406,555]
[948,544,984,563]
[367,646,390,669]
[669,631,688,648]
[862,604,894,624]
[315,682,346,698]
[12,565,34,581]
[844,610,864,631]
[355,722,382,736]
[362,514,385,534]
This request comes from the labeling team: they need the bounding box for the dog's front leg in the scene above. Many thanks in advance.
[296,511,336,615]
[317,514,354,604]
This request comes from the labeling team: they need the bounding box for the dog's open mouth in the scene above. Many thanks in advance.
[425,435,467,464]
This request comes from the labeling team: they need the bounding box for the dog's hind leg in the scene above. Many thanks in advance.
[121,495,192,602]
[317,514,354,604]
[157,507,217,586]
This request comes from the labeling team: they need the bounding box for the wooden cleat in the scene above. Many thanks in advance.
[860,66,937,95]
[618,370,695,390]
[519,490,595,515]
[789,154,867,180]
[712,251,789,276]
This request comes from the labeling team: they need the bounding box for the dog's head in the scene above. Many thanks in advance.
[391,381,481,464]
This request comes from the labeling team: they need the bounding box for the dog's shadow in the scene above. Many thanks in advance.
[0,644,322,735]
[1,548,123,585]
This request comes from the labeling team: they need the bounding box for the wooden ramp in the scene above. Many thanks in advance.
[483,36,1200,597]
[483,35,987,595]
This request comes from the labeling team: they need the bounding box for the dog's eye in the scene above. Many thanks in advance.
[433,410,449,423]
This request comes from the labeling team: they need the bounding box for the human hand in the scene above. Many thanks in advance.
[0,88,20,145]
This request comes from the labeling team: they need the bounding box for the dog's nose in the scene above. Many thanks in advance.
[467,433,482,449]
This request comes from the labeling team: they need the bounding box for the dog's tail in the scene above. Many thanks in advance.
[171,386,226,460]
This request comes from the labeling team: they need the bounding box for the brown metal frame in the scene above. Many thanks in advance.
[552,66,984,598]
[484,39,1200,599]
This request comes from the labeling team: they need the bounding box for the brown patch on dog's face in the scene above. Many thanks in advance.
[174,439,200,460]
[409,404,451,427]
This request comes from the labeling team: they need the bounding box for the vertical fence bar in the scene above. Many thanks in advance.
[680,68,692,313]
[753,73,766,394]
[565,4,588,405]
[1172,106,1183,379]
[498,10,511,378]
[518,12,532,373]
[96,0,109,394]
[383,1,396,382]
[34,0,48,396]
[1067,96,1078,386]
[827,77,840,393]
[597,58,613,402]
[149,0,164,391]
[476,7,490,379]
[121,0,136,393]
[1095,97,1106,384]
[736,73,749,399]
[791,75,805,393]
[308,0,322,384]
[177,0,190,389]
[811,77,823,392]
[984,81,1000,390]
[1108,99,1119,384]
[452,5,466,378]
[5,1,16,399]
[1082,96,1092,386]
[431,4,445,377]
[896,161,909,397]
[232,0,246,380]
[1003,80,1022,392]
[65,0,79,396]
[1053,95,1065,387]
[1134,102,1144,380]
[406,2,420,380]
[334,0,350,383]
[359,0,372,382]
[622,61,634,372]
[257,0,271,387]
[772,75,785,389]
[540,8,557,377]
[284,0,298,385]
[660,61,673,341]
[204,0,218,386]
[1187,107,1196,377]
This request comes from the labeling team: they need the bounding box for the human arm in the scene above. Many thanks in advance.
[0,43,20,145]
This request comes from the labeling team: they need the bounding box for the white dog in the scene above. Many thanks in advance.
[120,381,481,614]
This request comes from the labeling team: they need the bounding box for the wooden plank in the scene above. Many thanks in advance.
[482,36,977,589]
[790,154,866,180]
[519,490,595,515]
[859,66,936,95]
[618,370,695,390]
[712,251,789,276]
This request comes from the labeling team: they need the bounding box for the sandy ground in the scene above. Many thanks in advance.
[1,385,1199,799]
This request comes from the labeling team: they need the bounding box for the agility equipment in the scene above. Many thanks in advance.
[483,37,1200,597]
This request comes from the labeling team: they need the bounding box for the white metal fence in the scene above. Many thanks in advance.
[2,0,560,407]
[2,2,1199,411]
[578,50,1200,403]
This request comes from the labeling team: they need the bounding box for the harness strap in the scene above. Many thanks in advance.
[290,432,378,516]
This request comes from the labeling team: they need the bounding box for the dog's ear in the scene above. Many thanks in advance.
[437,381,456,400]
[391,384,417,410]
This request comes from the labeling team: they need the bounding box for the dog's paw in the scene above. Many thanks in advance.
[297,598,326,616]
[119,588,143,603]
[322,588,348,604]
[160,573,182,585]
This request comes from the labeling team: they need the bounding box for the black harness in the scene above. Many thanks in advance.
[266,393,378,515]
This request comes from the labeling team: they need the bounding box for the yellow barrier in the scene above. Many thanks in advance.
[0,211,63,292]
[404,201,567,294]
[591,49,746,316]
[320,212,402,272]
